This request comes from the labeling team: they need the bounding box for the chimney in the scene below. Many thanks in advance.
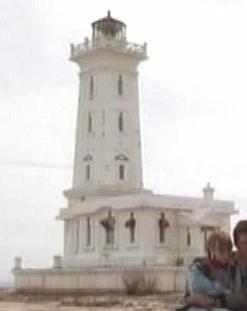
[203,182,214,203]
[13,256,22,271]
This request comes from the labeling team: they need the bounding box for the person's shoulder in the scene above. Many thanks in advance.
[189,257,213,279]
[191,256,209,267]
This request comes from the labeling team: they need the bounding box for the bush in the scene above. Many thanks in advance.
[175,257,184,266]
[122,272,157,295]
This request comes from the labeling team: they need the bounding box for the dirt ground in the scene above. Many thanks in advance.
[0,290,183,311]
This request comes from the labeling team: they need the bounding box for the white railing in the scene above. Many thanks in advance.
[70,37,147,59]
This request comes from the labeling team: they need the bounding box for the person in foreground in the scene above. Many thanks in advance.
[220,220,247,310]
[181,221,247,311]
[181,230,234,311]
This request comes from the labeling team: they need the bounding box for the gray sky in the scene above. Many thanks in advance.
[1,0,247,282]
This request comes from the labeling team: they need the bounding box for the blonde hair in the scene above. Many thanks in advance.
[206,231,232,256]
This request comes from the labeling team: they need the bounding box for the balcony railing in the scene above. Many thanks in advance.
[70,37,147,60]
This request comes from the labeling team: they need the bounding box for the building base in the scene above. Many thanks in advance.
[13,266,185,293]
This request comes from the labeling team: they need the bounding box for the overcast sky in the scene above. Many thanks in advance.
[0,0,247,282]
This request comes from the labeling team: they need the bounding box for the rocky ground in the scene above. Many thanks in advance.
[0,289,183,311]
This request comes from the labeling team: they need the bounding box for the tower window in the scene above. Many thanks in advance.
[86,217,91,246]
[118,112,124,132]
[75,220,80,254]
[119,164,125,180]
[88,113,92,133]
[86,164,91,180]
[89,76,94,100]
[118,75,123,95]
[187,228,191,247]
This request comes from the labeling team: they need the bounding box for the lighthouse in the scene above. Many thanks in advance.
[13,12,235,293]
[68,10,147,196]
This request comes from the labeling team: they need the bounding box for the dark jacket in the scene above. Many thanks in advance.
[224,254,247,310]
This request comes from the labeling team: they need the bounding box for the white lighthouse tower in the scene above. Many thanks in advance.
[68,10,146,196]
[58,10,234,270]
[13,12,236,293]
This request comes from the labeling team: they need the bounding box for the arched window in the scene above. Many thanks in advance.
[89,76,94,100]
[118,112,124,132]
[119,164,125,180]
[86,217,91,246]
[88,113,92,133]
[86,164,91,180]
[118,75,123,95]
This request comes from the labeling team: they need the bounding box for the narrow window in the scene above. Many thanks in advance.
[86,164,91,180]
[64,221,69,254]
[159,213,165,243]
[89,76,94,100]
[158,213,170,243]
[118,112,124,132]
[75,220,80,253]
[125,212,136,243]
[118,75,123,95]
[187,228,191,247]
[86,217,91,246]
[119,164,125,180]
[130,225,135,243]
[88,113,92,133]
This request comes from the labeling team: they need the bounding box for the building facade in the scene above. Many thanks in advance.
[13,12,236,293]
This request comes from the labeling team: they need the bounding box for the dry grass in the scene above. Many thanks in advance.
[0,287,183,310]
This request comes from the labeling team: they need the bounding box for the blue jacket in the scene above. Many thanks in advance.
[186,258,235,298]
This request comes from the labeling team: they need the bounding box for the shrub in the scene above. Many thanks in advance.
[122,272,157,295]
[175,257,184,266]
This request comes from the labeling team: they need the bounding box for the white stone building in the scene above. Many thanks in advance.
[13,11,236,293]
